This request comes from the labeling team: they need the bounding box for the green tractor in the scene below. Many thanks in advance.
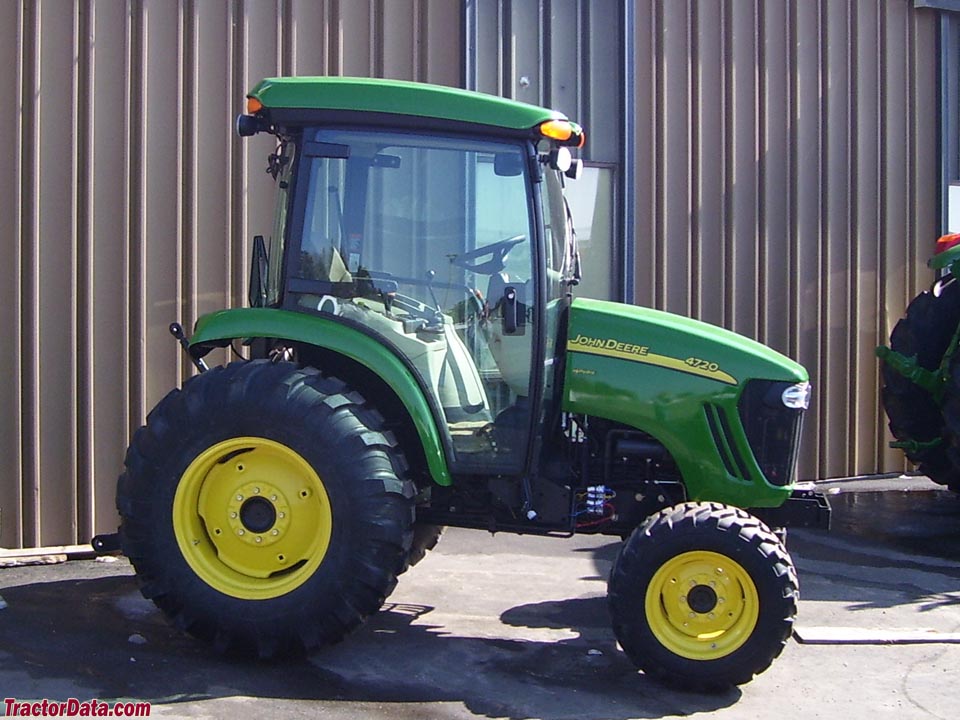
[878,232,960,492]
[105,77,829,690]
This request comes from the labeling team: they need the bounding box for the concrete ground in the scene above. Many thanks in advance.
[0,476,959,719]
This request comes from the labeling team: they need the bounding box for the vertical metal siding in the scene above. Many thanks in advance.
[1,0,461,549]
[470,0,623,165]
[632,0,939,481]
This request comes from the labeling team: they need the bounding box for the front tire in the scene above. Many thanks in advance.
[608,502,798,690]
[117,360,414,658]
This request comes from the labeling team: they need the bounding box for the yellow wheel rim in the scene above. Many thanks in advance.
[645,550,759,660]
[173,437,332,600]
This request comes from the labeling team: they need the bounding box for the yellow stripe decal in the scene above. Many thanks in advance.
[568,339,738,386]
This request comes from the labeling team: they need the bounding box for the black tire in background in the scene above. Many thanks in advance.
[608,502,798,691]
[938,357,960,488]
[117,360,414,658]
[881,278,960,491]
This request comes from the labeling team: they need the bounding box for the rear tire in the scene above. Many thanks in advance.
[881,279,960,491]
[117,360,414,658]
[608,502,797,690]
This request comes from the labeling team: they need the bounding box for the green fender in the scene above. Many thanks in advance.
[188,307,452,487]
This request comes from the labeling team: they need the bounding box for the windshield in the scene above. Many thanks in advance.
[294,129,533,297]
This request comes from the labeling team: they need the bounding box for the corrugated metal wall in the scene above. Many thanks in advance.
[0,0,461,549]
[631,0,940,481]
[467,0,623,165]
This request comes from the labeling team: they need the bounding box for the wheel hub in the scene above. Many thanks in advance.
[686,584,718,614]
[173,437,332,600]
[645,550,759,660]
[240,496,276,534]
[224,481,291,548]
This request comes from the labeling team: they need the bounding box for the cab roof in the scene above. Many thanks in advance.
[247,76,568,132]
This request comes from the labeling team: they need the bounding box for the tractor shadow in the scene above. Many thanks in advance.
[0,567,739,719]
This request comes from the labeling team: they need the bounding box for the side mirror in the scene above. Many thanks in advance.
[248,235,269,307]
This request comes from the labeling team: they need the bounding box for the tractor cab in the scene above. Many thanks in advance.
[243,78,584,477]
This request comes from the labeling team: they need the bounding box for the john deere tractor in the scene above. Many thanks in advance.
[878,232,960,492]
[105,77,829,689]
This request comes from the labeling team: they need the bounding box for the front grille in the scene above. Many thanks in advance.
[738,380,805,487]
[705,404,752,482]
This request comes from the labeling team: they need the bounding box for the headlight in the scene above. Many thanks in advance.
[781,382,811,410]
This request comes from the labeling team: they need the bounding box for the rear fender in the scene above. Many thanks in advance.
[188,307,452,487]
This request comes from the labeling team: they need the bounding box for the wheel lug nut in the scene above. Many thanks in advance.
[237,529,245,536]
[278,512,285,519]
[271,529,279,536]
[271,495,277,501]
[236,494,243,501]
[254,487,261,494]
[230,512,237,519]
[255,536,262,543]
[679,595,687,604]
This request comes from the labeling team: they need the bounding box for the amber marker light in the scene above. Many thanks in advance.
[935,232,960,255]
[247,96,264,114]
[540,119,573,141]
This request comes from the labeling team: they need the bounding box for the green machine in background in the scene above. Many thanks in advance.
[103,77,829,690]
[878,231,960,493]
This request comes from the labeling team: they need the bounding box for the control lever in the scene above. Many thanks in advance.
[424,270,442,312]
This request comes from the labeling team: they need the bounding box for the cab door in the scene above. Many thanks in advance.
[290,127,541,474]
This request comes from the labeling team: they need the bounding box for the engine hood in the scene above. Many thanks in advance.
[561,299,809,507]
[564,298,806,391]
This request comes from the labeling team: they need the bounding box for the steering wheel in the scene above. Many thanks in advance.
[451,235,526,275]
